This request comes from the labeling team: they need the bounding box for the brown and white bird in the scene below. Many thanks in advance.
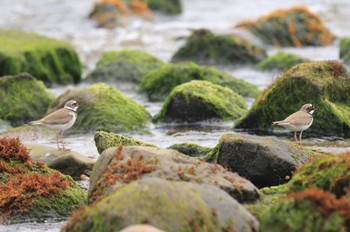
[272,103,315,145]
[29,100,78,151]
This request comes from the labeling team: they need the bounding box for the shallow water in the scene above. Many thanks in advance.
[1,0,350,231]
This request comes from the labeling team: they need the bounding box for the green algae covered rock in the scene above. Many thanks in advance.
[237,6,334,47]
[147,0,182,15]
[171,29,267,65]
[235,60,350,137]
[50,83,151,133]
[0,137,86,224]
[85,50,164,83]
[259,188,350,232]
[168,143,211,158]
[140,62,259,101]
[94,130,156,154]
[154,80,247,123]
[257,51,309,71]
[340,37,350,63]
[0,30,81,85]
[0,73,55,126]
[63,178,259,232]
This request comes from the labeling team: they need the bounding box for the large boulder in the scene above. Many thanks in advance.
[340,37,350,63]
[257,51,309,71]
[84,50,164,84]
[237,6,334,47]
[49,83,151,133]
[0,137,86,224]
[204,133,312,188]
[154,80,247,123]
[27,144,96,180]
[171,29,267,65]
[0,30,81,85]
[63,178,259,232]
[235,60,350,137]
[94,130,156,154]
[259,188,350,232]
[140,61,259,101]
[168,143,211,158]
[0,73,54,126]
[89,146,259,203]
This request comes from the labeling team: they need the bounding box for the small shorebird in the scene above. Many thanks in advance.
[272,103,315,145]
[29,100,78,151]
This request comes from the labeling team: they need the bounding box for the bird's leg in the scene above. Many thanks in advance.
[294,131,298,144]
[60,131,66,151]
[56,131,61,150]
[299,131,303,146]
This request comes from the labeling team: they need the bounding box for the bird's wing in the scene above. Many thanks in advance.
[37,109,74,125]
[282,111,312,126]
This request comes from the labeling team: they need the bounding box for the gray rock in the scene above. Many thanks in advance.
[89,146,259,203]
[207,133,310,187]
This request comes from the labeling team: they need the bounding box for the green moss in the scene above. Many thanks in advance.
[53,83,151,133]
[235,60,350,137]
[257,51,309,71]
[63,179,221,232]
[94,130,156,154]
[140,61,259,101]
[171,29,267,65]
[340,37,350,63]
[154,80,247,122]
[147,0,182,14]
[0,73,55,126]
[85,50,164,83]
[238,6,334,47]
[0,30,81,85]
[168,143,212,158]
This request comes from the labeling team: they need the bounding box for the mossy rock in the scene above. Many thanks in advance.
[257,51,309,71]
[63,178,259,232]
[235,60,350,137]
[340,37,350,63]
[171,29,267,65]
[0,73,55,126]
[0,137,86,224]
[259,188,350,232]
[168,143,211,158]
[50,83,151,133]
[237,6,334,47]
[85,50,165,83]
[147,0,182,15]
[0,30,81,85]
[154,80,247,123]
[94,130,156,154]
[140,61,259,101]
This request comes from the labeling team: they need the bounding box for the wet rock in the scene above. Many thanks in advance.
[204,133,311,188]
[140,61,259,101]
[89,0,151,29]
[49,83,151,133]
[94,130,156,154]
[147,0,182,15]
[84,50,164,84]
[259,188,350,232]
[0,73,54,126]
[171,29,266,65]
[0,137,86,224]
[168,143,211,158]
[89,146,259,203]
[0,125,56,142]
[154,80,247,123]
[237,6,334,47]
[235,60,350,137]
[0,30,81,85]
[340,37,350,63]
[257,51,309,71]
[27,143,95,180]
[63,178,259,232]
